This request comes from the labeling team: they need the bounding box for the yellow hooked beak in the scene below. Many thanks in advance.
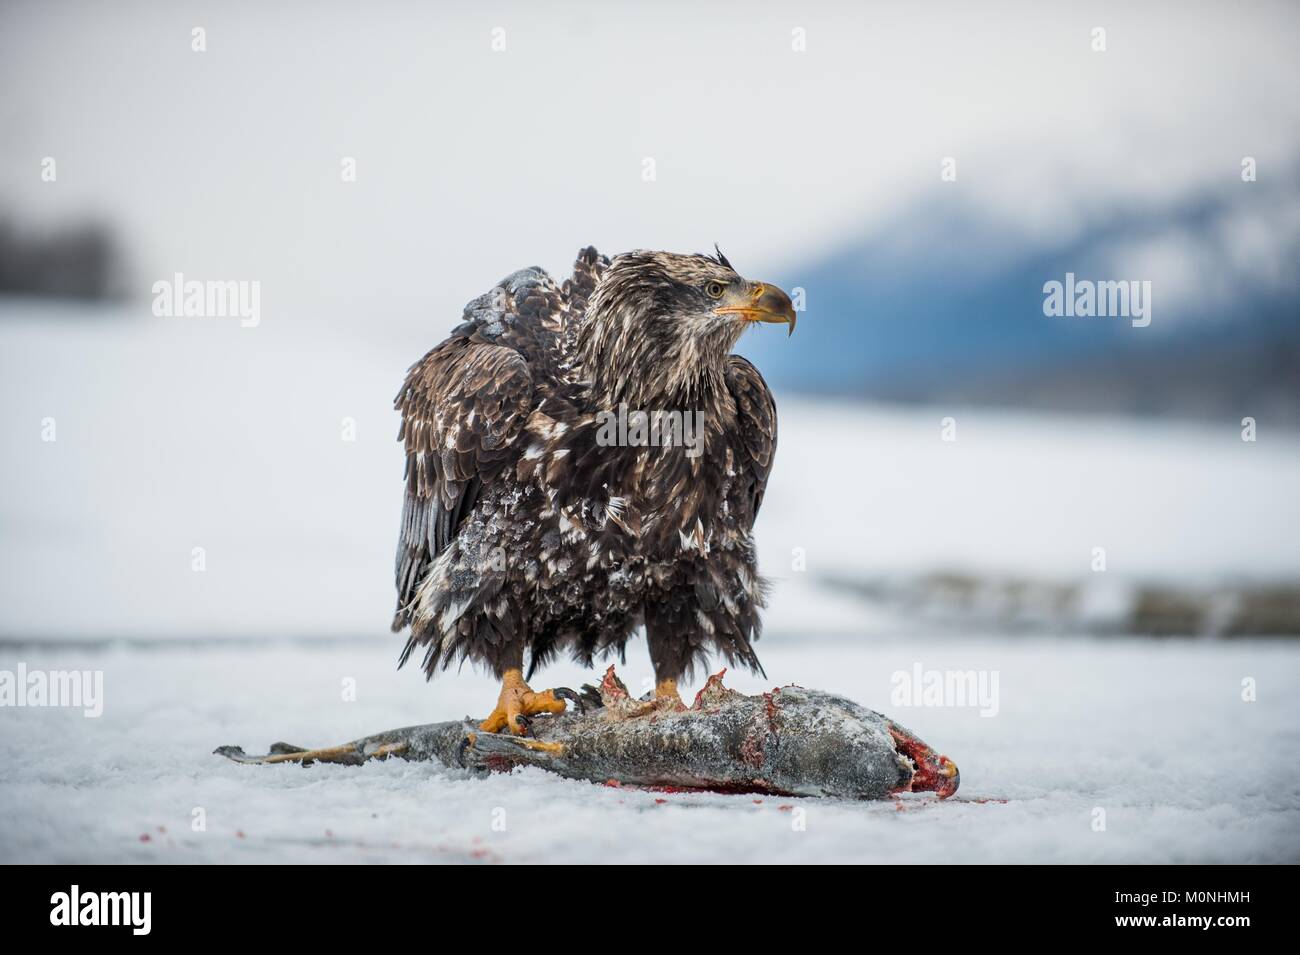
[714,282,798,336]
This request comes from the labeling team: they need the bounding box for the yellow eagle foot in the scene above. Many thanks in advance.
[653,678,687,711]
[479,669,572,735]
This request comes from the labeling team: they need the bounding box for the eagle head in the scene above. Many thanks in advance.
[579,247,796,406]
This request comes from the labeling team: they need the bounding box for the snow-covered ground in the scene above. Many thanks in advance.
[2,634,1297,864]
[2,304,1299,863]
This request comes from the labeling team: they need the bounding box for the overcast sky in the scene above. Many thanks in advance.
[2,0,1298,342]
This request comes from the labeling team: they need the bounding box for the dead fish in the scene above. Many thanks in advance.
[216,666,959,800]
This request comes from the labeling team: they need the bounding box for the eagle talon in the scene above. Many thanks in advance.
[478,669,570,736]
[553,687,584,714]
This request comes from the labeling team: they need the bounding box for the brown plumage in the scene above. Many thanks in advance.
[392,247,795,701]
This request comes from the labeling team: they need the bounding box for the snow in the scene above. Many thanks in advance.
[2,303,1299,863]
[2,634,1297,864]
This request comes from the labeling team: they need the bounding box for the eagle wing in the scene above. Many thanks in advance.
[724,354,779,521]
[392,255,602,634]
[391,336,534,631]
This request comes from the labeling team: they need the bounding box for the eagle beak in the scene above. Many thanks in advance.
[715,282,797,336]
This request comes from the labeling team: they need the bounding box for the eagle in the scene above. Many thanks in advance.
[392,247,795,733]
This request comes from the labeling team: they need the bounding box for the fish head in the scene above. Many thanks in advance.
[762,689,959,799]
[888,723,960,799]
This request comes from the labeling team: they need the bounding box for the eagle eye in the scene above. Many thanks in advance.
[705,281,726,299]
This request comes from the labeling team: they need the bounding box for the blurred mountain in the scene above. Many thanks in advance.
[744,175,1300,424]
[0,218,127,303]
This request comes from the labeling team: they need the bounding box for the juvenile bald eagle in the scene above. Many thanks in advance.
[392,247,795,733]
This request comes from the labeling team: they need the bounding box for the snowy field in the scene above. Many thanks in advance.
[2,305,1299,863]
[1,633,1298,864]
